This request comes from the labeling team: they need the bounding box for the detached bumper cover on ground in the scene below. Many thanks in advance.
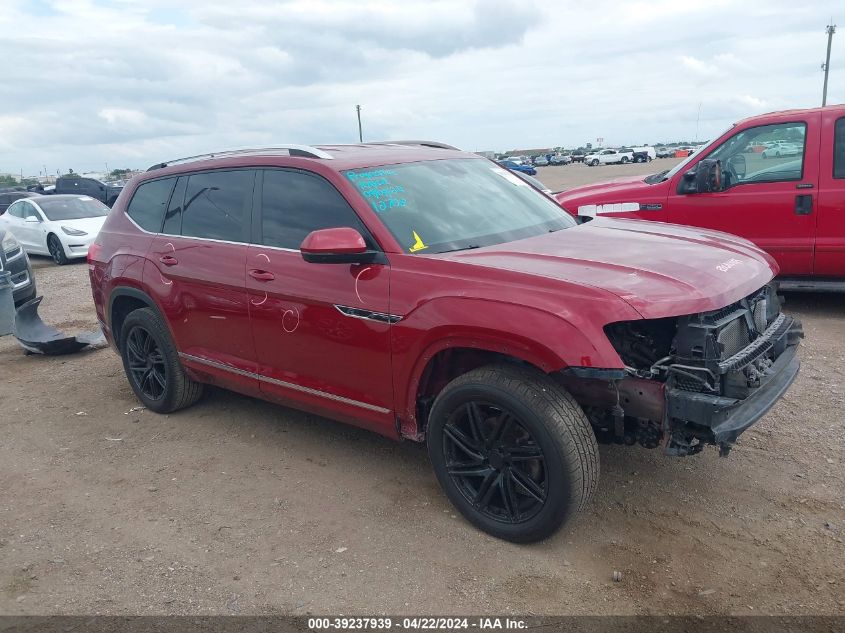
[14,296,106,355]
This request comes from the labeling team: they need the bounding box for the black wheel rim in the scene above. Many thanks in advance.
[49,238,62,263]
[126,326,167,401]
[442,402,547,524]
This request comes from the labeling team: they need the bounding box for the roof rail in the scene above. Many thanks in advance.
[146,145,333,171]
[366,140,460,150]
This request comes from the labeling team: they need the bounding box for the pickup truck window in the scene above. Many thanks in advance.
[344,159,575,254]
[662,122,806,188]
[834,117,845,179]
[710,122,805,187]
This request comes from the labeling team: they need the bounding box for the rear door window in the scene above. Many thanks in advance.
[834,117,845,179]
[182,169,254,242]
[162,176,187,235]
[126,178,176,232]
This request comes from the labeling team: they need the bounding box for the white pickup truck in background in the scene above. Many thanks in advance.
[584,148,634,166]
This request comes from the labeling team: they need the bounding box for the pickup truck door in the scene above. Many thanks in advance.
[666,114,820,276]
[815,113,845,277]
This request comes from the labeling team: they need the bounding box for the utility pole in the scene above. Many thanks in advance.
[356,104,363,142]
[822,22,836,106]
[695,102,702,142]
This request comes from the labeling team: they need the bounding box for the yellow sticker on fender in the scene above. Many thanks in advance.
[409,230,428,253]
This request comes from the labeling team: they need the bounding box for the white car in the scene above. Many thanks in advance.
[761,141,802,159]
[0,194,109,265]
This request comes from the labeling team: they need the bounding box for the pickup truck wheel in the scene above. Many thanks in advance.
[621,156,630,163]
[120,307,204,414]
[427,364,599,543]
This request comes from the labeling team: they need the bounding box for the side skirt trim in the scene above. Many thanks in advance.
[178,352,392,415]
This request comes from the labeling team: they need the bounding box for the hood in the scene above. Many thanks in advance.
[554,174,652,207]
[439,218,777,319]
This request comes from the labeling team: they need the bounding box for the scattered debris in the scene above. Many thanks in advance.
[698,588,716,596]
[75,411,87,416]
[612,570,622,582]
[125,406,146,415]
[335,546,348,554]
[104,437,124,442]
[13,297,106,355]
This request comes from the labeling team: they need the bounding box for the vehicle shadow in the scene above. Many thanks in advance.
[781,291,845,318]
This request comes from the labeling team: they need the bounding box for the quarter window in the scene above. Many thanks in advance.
[260,169,369,250]
[126,178,176,232]
[182,170,254,242]
[834,117,845,179]
[6,201,23,218]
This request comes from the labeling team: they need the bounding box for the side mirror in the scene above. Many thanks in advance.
[25,215,40,223]
[300,227,379,264]
[678,159,722,195]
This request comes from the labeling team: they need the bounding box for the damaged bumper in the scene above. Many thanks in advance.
[667,336,799,447]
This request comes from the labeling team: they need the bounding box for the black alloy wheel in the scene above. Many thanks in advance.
[427,365,599,542]
[443,401,547,523]
[125,325,167,401]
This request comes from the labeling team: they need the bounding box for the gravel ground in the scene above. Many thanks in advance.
[1,161,843,616]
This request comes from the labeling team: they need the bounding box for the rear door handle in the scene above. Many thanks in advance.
[249,269,275,281]
[795,194,813,215]
[159,255,178,266]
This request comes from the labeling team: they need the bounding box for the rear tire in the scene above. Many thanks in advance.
[621,156,630,164]
[120,307,204,413]
[47,234,68,265]
[427,364,599,543]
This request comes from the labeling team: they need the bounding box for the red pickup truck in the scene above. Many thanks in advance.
[555,105,845,291]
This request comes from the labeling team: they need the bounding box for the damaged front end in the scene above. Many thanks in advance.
[561,284,803,456]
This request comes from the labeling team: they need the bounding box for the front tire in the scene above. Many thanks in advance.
[427,365,599,543]
[47,234,68,265]
[590,159,599,166]
[120,307,204,413]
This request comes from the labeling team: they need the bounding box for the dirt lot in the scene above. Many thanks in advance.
[1,159,844,616]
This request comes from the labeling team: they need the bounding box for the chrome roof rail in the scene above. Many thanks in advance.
[147,145,334,171]
[364,140,460,150]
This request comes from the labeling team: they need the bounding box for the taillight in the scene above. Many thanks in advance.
[88,242,103,264]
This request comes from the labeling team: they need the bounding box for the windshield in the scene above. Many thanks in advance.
[344,159,576,254]
[38,196,109,221]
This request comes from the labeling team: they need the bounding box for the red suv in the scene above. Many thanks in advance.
[88,142,803,542]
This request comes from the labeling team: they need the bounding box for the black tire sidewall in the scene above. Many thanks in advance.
[120,309,179,412]
[427,378,574,543]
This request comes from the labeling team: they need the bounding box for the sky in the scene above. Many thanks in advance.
[1,0,843,177]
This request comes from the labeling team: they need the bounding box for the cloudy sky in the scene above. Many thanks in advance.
[1,0,842,176]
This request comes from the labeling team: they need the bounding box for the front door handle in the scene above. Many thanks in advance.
[249,269,275,281]
[795,194,813,215]
[159,255,178,266]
